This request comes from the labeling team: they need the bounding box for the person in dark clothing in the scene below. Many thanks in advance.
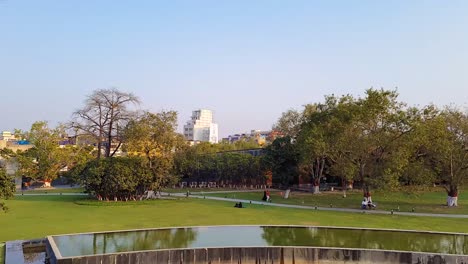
[262,191,267,201]
[234,202,243,208]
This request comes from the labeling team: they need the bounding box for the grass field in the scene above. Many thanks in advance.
[205,189,468,214]
[1,195,468,244]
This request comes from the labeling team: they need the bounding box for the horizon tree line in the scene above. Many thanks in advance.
[1,88,467,206]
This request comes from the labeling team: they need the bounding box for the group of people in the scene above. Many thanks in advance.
[361,192,377,209]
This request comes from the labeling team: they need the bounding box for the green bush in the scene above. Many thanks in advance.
[79,157,152,200]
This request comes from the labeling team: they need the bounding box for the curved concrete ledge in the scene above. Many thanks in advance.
[48,246,468,264]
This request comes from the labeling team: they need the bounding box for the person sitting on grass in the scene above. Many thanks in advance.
[234,202,243,208]
[361,199,368,209]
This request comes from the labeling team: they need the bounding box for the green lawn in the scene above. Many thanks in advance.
[1,195,468,244]
[205,189,468,214]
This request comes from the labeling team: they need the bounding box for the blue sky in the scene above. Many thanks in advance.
[1,0,467,137]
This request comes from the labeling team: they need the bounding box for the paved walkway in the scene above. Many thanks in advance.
[169,192,468,219]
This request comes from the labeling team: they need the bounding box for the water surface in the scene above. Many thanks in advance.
[52,226,468,257]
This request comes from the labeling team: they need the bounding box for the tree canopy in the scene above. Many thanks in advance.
[0,167,15,212]
[72,88,140,158]
[123,110,185,190]
[13,121,92,181]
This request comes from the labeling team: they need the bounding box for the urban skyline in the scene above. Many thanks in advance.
[0,106,271,140]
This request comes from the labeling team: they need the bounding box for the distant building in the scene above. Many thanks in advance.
[183,109,219,143]
[0,131,32,152]
[0,131,32,190]
[0,131,15,141]
[223,130,281,146]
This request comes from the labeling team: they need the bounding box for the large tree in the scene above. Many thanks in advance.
[397,106,439,187]
[297,98,342,194]
[79,157,152,200]
[72,88,140,159]
[15,122,71,181]
[333,90,412,199]
[123,111,185,191]
[7,121,94,183]
[262,136,300,189]
[423,109,468,206]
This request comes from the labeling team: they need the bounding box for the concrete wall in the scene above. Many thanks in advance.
[48,246,468,264]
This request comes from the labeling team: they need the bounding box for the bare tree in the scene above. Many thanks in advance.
[71,88,140,159]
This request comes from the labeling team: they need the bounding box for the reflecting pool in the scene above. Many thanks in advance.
[51,226,467,258]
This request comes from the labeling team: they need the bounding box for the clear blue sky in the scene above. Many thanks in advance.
[1,0,467,137]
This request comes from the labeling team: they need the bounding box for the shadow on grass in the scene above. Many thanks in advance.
[74,197,185,206]
[11,195,89,203]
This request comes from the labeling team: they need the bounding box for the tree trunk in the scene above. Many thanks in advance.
[347,181,354,190]
[312,178,320,194]
[97,141,102,159]
[341,179,347,198]
[446,185,458,207]
[312,185,320,194]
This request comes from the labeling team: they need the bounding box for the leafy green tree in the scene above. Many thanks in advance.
[174,144,265,187]
[123,111,185,190]
[15,121,85,181]
[62,144,96,185]
[262,136,299,189]
[330,89,412,200]
[0,167,15,212]
[398,106,439,187]
[423,109,468,206]
[173,136,263,186]
[174,146,199,181]
[297,99,342,194]
[13,128,26,140]
[80,157,152,200]
[273,109,303,138]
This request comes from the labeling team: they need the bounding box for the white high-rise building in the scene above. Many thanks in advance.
[183,109,219,143]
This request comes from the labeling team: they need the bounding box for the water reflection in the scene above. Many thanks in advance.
[23,252,46,264]
[261,226,467,255]
[53,226,468,258]
[55,228,197,257]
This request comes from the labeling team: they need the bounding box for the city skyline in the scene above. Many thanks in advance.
[1,1,468,137]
